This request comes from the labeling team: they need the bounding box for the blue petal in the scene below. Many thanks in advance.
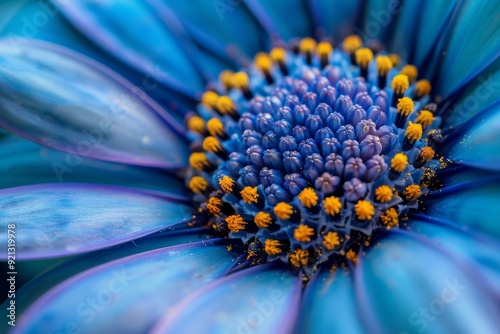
[423,178,500,240]
[152,264,302,333]
[55,0,204,95]
[357,0,399,43]
[358,231,500,333]
[307,0,361,40]
[0,135,186,193]
[300,269,365,333]
[13,240,236,334]
[0,39,189,168]
[0,183,194,259]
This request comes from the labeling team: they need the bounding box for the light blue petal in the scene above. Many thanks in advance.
[359,232,500,334]
[300,269,365,333]
[423,178,500,240]
[0,39,189,168]
[152,264,301,333]
[0,183,194,259]
[55,0,204,95]
[0,135,186,193]
[13,240,236,334]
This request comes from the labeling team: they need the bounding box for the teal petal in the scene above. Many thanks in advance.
[359,232,500,334]
[0,39,189,168]
[307,0,361,40]
[301,269,365,333]
[357,0,399,43]
[152,265,301,333]
[56,0,204,95]
[13,240,236,334]
[423,178,500,240]
[0,183,194,259]
[0,135,186,193]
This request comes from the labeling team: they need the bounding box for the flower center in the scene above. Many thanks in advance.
[185,35,441,276]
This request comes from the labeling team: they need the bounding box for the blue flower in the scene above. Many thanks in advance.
[0,0,499,333]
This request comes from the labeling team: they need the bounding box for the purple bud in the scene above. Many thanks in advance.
[336,124,356,143]
[360,135,382,161]
[284,173,308,196]
[341,139,360,160]
[303,92,318,111]
[356,119,377,142]
[242,130,262,148]
[239,112,256,131]
[263,149,283,170]
[292,80,309,98]
[303,153,325,182]
[354,92,373,110]
[319,87,337,107]
[343,178,367,202]
[277,106,294,124]
[335,78,355,99]
[344,157,367,180]
[260,167,284,188]
[249,97,264,114]
[346,104,367,126]
[285,95,300,110]
[321,137,341,157]
[315,127,335,143]
[256,113,274,133]
[372,90,388,112]
[324,66,342,85]
[262,131,279,149]
[367,105,387,128]
[279,135,298,152]
[354,77,367,94]
[365,155,388,182]
[227,152,247,174]
[313,77,331,95]
[246,145,264,167]
[377,125,398,154]
[315,103,333,122]
[298,139,320,156]
[273,119,292,137]
[325,112,345,133]
[324,153,344,176]
[241,165,260,186]
[306,114,324,134]
[293,105,310,126]
[314,172,340,195]
[262,96,281,116]
[300,68,317,84]
[334,95,353,116]
[283,150,304,173]
[265,184,291,206]
[292,125,311,141]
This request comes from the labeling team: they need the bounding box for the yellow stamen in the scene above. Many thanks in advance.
[419,146,435,162]
[346,249,358,264]
[380,207,398,229]
[374,185,393,203]
[323,196,342,216]
[254,212,272,228]
[376,55,392,75]
[391,153,408,172]
[299,37,317,54]
[323,232,340,250]
[317,41,333,56]
[294,224,315,242]
[403,184,421,201]
[343,35,362,53]
[226,215,246,232]
[207,118,225,137]
[297,187,318,208]
[270,47,286,63]
[414,79,432,97]
[254,52,273,72]
[219,70,234,90]
[231,71,249,89]
[397,97,414,116]
[189,152,209,171]
[389,53,400,67]
[219,176,234,194]
[355,200,375,220]
[216,96,235,115]
[400,65,418,82]
[202,136,223,154]
[405,121,423,143]
[187,116,205,134]
[264,239,282,255]
[240,186,259,204]
[289,249,309,267]
[274,202,294,220]
[355,47,373,67]
[416,110,434,129]
[206,197,223,216]
[201,91,218,109]
[392,74,410,95]
[189,176,207,194]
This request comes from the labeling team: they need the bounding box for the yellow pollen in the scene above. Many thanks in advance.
[189,152,209,171]
[323,196,342,216]
[397,97,414,116]
[343,35,362,53]
[374,185,393,203]
[189,176,207,194]
[264,239,282,255]
[254,212,272,228]
[391,153,408,172]
[231,71,249,89]
[219,176,234,193]
[419,146,435,162]
[226,215,246,233]
[403,184,421,201]
[355,200,375,220]
[400,64,418,82]
[380,207,398,229]
[294,224,315,242]
[392,74,410,95]
[206,197,223,216]
[297,187,318,208]
[317,41,333,56]
[389,53,400,67]
[376,55,393,75]
[355,47,373,67]
[289,249,309,267]
[187,116,205,133]
[416,110,434,129]
[207,118,225,137]
[274,202,294,220]
[405,121,423,143]
[299,37,317,53]
[323,232,340,250]
[240,186,259,204]
[346,249,358,264]
[201,91,218,109]
[216,96,235,115]
[270,47,286,63]
[414,79,432,97]
[202,136,223,154]
[219,70,234,90]
[254,52,272,72]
